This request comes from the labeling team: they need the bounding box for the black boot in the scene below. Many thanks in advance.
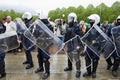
[64,58,72,71]
[106,57,113,70]
[64,67,72,71]
[25,51,34,69]
[74,53,81,78]
[25,49,34,67]
[42,72,50,79]
[83,56,91,77]
[112,70,117,77]
[0,57,6,79]
[23,61,29,64]
[92,72,96,78]
[0,68,6,79]
[75,71,81,78]
[35,67,44,73]
[107,64,113,70]
[35,53,44,73]
[0,73,6,78]
[83,68,91,77]
[26,64,34,69]
[112,57,120,77]
[92,59,98,78]
[42,59,50,79]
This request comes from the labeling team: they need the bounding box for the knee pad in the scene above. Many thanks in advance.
[92,59,99,62]
[43,58,48,62]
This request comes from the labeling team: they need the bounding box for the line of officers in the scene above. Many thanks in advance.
[0,11,120,79]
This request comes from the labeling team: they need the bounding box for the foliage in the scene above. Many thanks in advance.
[0,10,37,21]
[0,1,120,23]
[48,1,120,23]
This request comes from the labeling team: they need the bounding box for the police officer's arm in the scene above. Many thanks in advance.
[74,23,81,36]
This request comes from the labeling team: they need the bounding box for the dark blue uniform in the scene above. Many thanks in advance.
[64,22,80,42]
[106,23,120,77]
[83,23,100,78]
[23,19,35,69]
[35,19,53,79]
[100,24,114,70]
[0,21,6,78]
[37,19,53,61]
[85,25,100,60]
[0,52,6,78]
[64,22,81,70]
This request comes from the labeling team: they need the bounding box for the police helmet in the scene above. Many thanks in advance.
[88,14,100,24]
[22,12,32,20]
[68,12,77,23]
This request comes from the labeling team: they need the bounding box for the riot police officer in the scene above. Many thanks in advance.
[106,15,120,77]
[0,21,6,78]
[83,14,100,78]
[34,11,53,79]
[100,21,114,71]
[22,12,34,69]
[100,21,110,33]
[64,12,81,78]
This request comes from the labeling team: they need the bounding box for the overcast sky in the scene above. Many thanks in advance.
[0,0,119,14]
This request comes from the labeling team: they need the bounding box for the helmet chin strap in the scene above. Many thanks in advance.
[90,22,94,27]
[117,19,120,26]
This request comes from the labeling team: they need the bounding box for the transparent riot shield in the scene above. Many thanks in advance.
[81,24,115,59]
[63,35,84,72]
[24,19,63,56]
[14,18,35,50]
[111,26,120,57]
[63,35,84,62]
[0,31,19,52]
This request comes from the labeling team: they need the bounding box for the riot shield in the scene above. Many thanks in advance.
[111,26,120,57]
[0,31,19,52]
[14,18,27,34]
[14,18,35,50]
[63,35,84,72]
[24,19,63,56]
[63,35,84,62]
[81,24,115,59]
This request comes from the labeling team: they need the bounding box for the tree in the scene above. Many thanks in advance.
[111,1,120,21]
[0,10,23,20]
[76,5,85,22]
[96,3,110,22]
[48,1,120,23]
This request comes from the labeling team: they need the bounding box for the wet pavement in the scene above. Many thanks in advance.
[0,51,120,80]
